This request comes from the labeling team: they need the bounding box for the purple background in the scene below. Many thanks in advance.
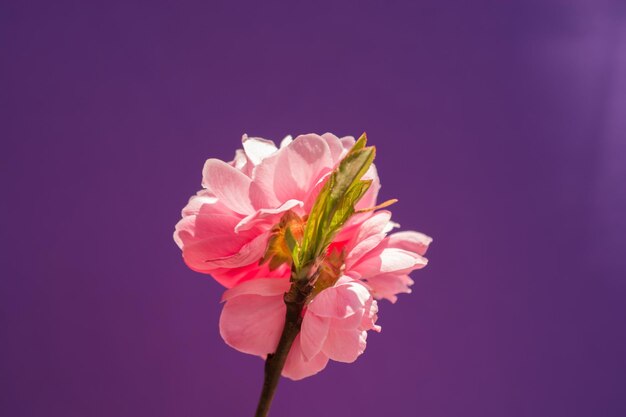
[2,1,626,416]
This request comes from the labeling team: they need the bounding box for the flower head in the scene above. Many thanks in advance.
[173,133,431,382]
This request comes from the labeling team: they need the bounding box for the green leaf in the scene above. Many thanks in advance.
[296,133,376,271]
[329,147,375,201]
[351,133,368,152]
[284,226,300,270]
[328,179,372,233]
[284,226,297,253]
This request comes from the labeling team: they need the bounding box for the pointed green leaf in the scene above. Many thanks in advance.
[328,179,372,232]
[296,133,377,271]
[329,147,375,201]
[351,133,368,152]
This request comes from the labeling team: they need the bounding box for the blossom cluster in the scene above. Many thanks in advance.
[174,133,431,379]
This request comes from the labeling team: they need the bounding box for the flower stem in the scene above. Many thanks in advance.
[254,270,315,417]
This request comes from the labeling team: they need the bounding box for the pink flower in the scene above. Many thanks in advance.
[219,277,380,380]
[174,132,432,380]
[173,133,380,288]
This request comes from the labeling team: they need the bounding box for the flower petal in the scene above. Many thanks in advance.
[322,327,368,363]
[280,135,293,148]
[365,273,414,303]
[282,335,329,380]
[308,277,370,319]
[179,190,221,217]
[300,312,331,360]
[345,211,392,269]
[230,149,250,174]
[242,135,278,165]
[234,199,304,233]
[351,247,427,278]
[321,132,347,164]
[210,262,290,288]
[254,134,333,204]
[219,287,285,356]
[221,278,290,302]
[340,136,356,150]
[202,159,255,215]
[203,232,269,269]
[175,213,252,271]
[387,231,432,256]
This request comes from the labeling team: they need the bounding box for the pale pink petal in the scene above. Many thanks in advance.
[328,308,366,330]
[282,335,330,381]
[306,284,337,317]
[321,132,346,164]
[317,279,380,362]
[177,212,242,242]
[234,199,304,233]
[179,235,244,272]
[383,220,400,234]
[365,273,414,303]
[362,298,382,332]
[386,230,433,256]
[250,183,277,211]
[308,277,370,319]
[326,279,377,329]
[230,149,250,173]
[322,327,368,363]
[219,291,285,356]
[276,133,333,196]
[279,135,293,148]
[221,278,290,302]
[340,136,356,149]
[179,189,242,220]
[210,262,290,288]
[300,312,330,360]
[331,212,373,245]
[175,213,253,272]
[204,232,270,269]
[344,211,392,269]
[351,247,427,278]
[242,136,278,165]
[228,136,278,177]
[180,191,218,217]
[202,159,255,215]
[254,134,333,204]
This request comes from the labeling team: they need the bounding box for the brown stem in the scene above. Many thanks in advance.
[254,270,315,417]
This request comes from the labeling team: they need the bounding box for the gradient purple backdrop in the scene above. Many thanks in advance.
[2,1,626,416]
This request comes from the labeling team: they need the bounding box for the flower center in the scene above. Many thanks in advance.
[261,210,347,297]
[260,211,305,271]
